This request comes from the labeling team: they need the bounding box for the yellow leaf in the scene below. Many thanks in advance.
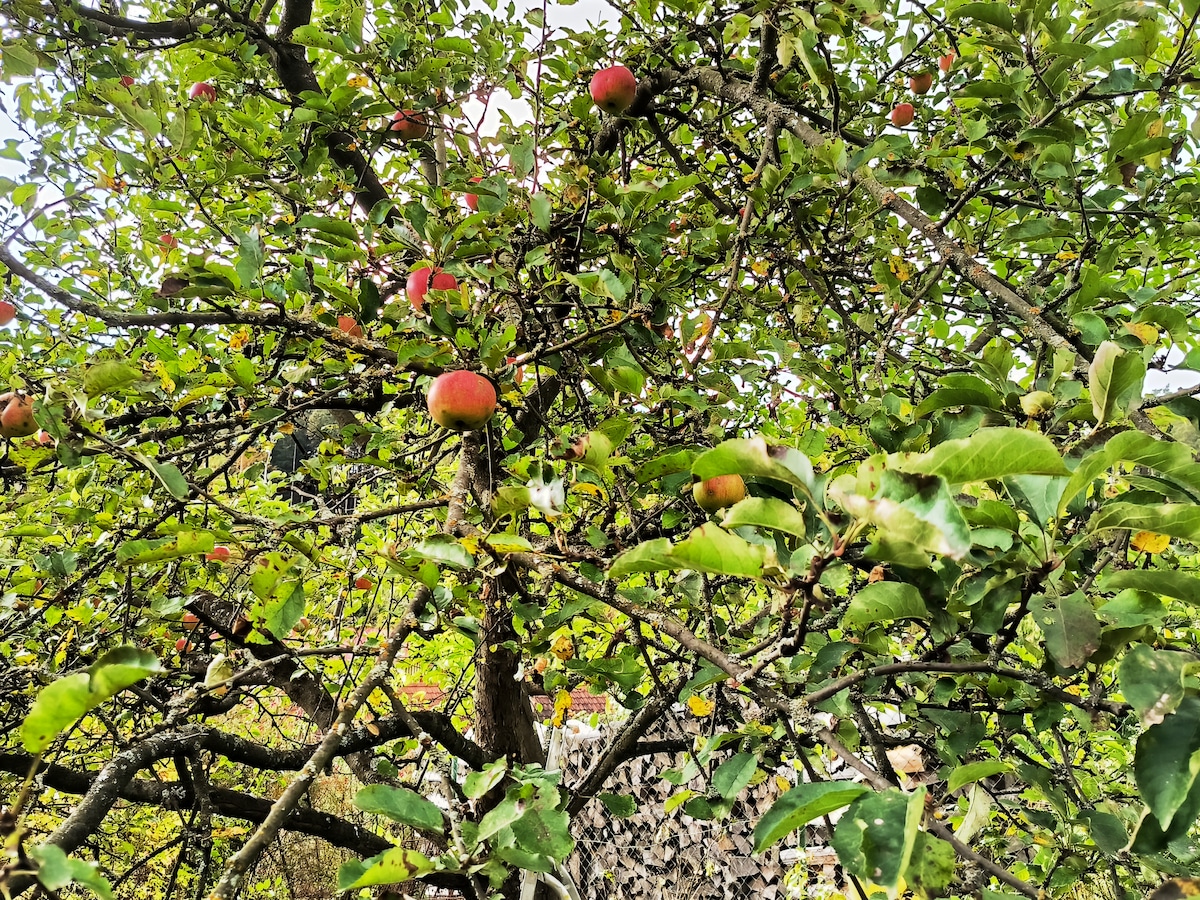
[1148,117,1165,139]
[888,254,914,282]
[459,534,480,555]
[347,75,370,88]
[687,695,715,717]
[1055,250,1078,262]
[1132,531,1170,554]
[1123,322,1158,345]
[550,634,575,660]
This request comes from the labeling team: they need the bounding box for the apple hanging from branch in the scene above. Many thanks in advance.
[389,109,429,142]
[189,82,217,102]
[692,475,746,513]
[0,392,37,439]
[426,371,497,431]
[590,65,638,115]
[406,267,459,312]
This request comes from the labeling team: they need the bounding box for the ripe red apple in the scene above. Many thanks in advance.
[354,576,373,591]
[0,392,37,439]
[181,612,201,631]
[890,103,915,127]
[0,301,15,326]
[406,267,458,312]
[189,82,217,102]
[120,75,135,89]
[939,53,955,74]
[337,315,363,338]
[205,546,231,563]
[34,430,53,446]
[466,176,483,211]
[159,233,179,250]
[692,474,746,513]
[590,65,638,115]
[426,371,497,431]
[389,109,429,141]
[176,637,192,653]
[909,72,934,95]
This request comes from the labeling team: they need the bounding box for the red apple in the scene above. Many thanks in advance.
[354,576,373,591]
[506,355,525,386]
[34,430,53,445]
[406,267,458,312]
[176,637,192,653]
[0,392,36,439]
[890,103,915,127]
[189,82,217,102]
[590,65,638,115]
[939,53,955,74]
[120,75,135,89]
[389,109,429,141]
[909,72,933,95]
[159,233,179,250]
[692,474,746,513]
[0,301,15,326]
[205,546,231,563]
[466,176,483,211]
[426,371,497,431]
[181,612,201,631]
[337,315,363,338]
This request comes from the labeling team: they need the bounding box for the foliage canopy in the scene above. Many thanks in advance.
[3,0,1200,897]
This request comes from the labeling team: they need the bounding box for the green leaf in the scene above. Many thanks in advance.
[720,497,808,539]
[832,470,971,559]
[668,525,769,578]
[1100,570,1200,603]
[30,845,114,900]
[598,793,637,817]
[353,785,445,834]
[1029,592,1101,669]
[531,192,552,231]
[753,782,870,852]
[1090,503,1200,545]
[82,361,141,396]
[949,2,1014,31]
[831,787,926,893]
[892,428,1068,482]
[22,647,162,753]
[843,582,929,629]
[692,436,815,498]
[905,832,956,896]
[948,760,1010,792]
[609,525,769,579]
[116,532,214,565]
[510,805,575,860]
[1135,696,1200,830]
[464,759,508,800]
[336,848,435,890]
[1089,340,1145,424]
[408,535,475,569]
[1120,645,1189,727]
[635,448,698,483]
[712,753,757,801]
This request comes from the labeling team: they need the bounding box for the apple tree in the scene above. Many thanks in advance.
[2,0,1200,897]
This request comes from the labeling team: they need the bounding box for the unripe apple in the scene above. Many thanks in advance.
[939,53,955,74]
[189,82,217,102]
[590,65,638,115]
[406,267,458,312]
[890,103,915,127]
[0,301,15,326]
[337,315,363,338]
[466,176,482,211]
[909,72,933,94]
[206,546,231,563]
[0,392,37,439]
[426,371,497,431]
[389,109,429,141]
[692,474,746,513]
